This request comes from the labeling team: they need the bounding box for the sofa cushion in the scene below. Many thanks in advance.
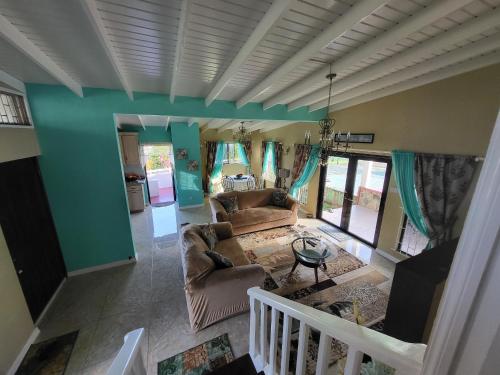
[200,223,218,250]
[205,251,234,269]
[237,189,276,209]
[214,238,251,267]
[217,195,239,214]
[271,190,288,207]
[230,206,292,228]
[182,231,215,285]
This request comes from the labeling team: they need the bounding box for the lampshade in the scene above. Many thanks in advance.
[278,168,290,178]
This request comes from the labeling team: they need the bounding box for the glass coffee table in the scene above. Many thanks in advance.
[289,237,336,284]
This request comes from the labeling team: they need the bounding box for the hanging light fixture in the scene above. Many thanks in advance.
[233,121,251,143]
[318,65,337,166]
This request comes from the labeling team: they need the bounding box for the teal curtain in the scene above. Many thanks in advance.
[391,150,429,237]
[209,141,225,193]
[262,142,276,177]
[236,142,249,166]
[290,145,320,198]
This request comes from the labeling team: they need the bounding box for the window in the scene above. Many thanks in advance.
[223,143,243,164]
[398,215,428,256]
[0,91,30,126]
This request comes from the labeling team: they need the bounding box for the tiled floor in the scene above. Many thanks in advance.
[35,200,395,374]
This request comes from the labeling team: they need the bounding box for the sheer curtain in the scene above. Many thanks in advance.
[262,141,276,184]
[290,145,320,199]
[391,150,429,240]
[209,141,225,193]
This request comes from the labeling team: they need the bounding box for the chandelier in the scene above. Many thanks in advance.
[233,121,251,143]
[318,66,337,167]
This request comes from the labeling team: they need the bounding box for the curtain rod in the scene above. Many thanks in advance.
[291,144,485,162]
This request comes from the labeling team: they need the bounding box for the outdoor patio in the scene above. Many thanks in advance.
[322,205,378,243]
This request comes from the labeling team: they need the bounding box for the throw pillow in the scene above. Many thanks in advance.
[205,251,234,269]
[200,224,218,250]
[271,190,288,208]
[217,195,239,214]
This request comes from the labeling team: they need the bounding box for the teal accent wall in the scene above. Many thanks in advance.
[26,84,326,272]
[170,123,204,207]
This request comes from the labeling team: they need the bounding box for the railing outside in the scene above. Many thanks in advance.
[248,287,426,375]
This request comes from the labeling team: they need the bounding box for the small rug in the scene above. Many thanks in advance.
[158,334,234,375]
[318,224,352,242]
[16,331,79,375]
[236,225,389,374]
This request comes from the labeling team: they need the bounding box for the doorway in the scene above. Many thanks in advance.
[317,153,391,246]
[142,144,175,207]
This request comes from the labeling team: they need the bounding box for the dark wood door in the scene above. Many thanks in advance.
[0,157,66,321]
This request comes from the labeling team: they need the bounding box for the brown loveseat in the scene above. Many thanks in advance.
[180,222,266,331]
[209,188,299,235]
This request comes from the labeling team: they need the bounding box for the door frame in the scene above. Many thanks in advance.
[316,152,392,247]
[142,142,176,205]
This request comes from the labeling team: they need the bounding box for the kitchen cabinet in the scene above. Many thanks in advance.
[119,132,141,166]
[127,183,145,212]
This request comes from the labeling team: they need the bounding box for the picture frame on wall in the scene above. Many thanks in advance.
[175,148,188,159]
[334,133,375,144]
[187,160,199,171]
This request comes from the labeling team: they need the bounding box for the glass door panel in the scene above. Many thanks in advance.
[320,156,349,227]
[348,160,388,243]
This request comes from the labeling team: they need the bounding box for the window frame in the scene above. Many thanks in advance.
[0,87,33,129]
[222,142,243,165]
[397,214,428,256]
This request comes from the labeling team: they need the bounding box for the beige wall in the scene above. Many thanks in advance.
[0,127,39,373]
[0,128,40,163]
[201,63,500,252]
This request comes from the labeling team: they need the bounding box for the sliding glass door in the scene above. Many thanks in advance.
[318,153,391,246]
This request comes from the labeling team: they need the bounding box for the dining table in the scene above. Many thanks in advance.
[229,175,256,191]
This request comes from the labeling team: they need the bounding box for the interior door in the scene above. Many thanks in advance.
[318,153,391,246]
[0,157,66,321]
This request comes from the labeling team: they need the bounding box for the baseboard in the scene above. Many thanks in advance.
[375,248,408,263]
[68,258,136,277]
[7,327,40,375]
[178,203,204,209]
[34,278,66,326]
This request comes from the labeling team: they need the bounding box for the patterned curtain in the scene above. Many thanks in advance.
[243,140,252,170]
[414,153,476,247]
[290,145,320,199]
[290,144,313,189]
[204,141,217,192]
[274,142,283,188]
[261,141,267,171]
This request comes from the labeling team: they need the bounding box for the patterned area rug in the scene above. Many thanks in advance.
[158,334,234,375]
[236,225,390,374]
[17,331,79,375]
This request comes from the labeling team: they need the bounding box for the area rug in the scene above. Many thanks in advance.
[16,331,79,375]
[236,225,389,374]
[158,333,234,375]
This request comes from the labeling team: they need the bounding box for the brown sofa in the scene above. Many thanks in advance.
[180,222,266,331]
[209,188,299,235]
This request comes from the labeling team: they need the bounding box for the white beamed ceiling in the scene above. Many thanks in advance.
[0,0,498,116]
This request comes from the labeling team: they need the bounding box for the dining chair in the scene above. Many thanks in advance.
[222,176,234,192]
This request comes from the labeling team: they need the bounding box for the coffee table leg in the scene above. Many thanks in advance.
[314,267,319,284]
[322,262,327,271]
[288,260,299,279]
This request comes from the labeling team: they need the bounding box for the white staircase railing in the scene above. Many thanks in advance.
[248,287,426,375]
[106,328,146,375]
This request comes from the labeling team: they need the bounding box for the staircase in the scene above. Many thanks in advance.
[107,288,426,375]
[247,287,426,375]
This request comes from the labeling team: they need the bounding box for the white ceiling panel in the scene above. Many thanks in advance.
[0,0,496,111]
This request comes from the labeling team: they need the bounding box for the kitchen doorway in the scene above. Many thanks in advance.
[317,153,391,247]
[142,143,175,207]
